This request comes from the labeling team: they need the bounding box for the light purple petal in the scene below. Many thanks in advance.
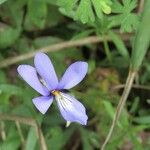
[57,61,88,90]
[34,52,58,90]
[56,93,88,125]
[32,96,53,114]
[17,65,49,96]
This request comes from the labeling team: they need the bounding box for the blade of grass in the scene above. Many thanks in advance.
[131,0,150,70]
[109,31,129,60]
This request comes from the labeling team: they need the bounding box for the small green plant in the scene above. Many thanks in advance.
[0,0,150,150]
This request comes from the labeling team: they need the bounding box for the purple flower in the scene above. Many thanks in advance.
[17,52,88,125]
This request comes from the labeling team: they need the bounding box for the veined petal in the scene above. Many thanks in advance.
[17,65,49,96]
[56,92,88,125]
[57,61,88,90]
[32,96,53,114]
[34,52,58,90]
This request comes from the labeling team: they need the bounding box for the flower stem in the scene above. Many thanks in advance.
[101,70,136,150]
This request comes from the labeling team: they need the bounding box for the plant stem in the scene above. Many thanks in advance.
[138,0,144,14]
[0,32,132,68]
[0,114,47,150]
[0,122,6,141]
[112,84,150,91]
[101,70,136,150]
[103,39,112,62]
[15,121,25,148]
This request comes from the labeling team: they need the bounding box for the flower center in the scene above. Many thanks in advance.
[51,90,60,96]
[51,91,72,109]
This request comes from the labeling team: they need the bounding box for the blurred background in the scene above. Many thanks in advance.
[0,0,150,150]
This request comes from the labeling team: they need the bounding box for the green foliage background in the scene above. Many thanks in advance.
[0,0,150,149]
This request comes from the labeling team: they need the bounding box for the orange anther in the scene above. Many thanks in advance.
[51,90,60,96]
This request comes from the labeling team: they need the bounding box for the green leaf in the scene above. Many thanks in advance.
[0,26,21,48]
[92,0,103,19]
[88,60,96,74]
[12,104,35,117]
[57,0,112,24]
[47,126,72,150]
[103,100,115,119]
[134,116,150,124]
[46,5,64,27]
[72,29,94,40]
[103,100,121,128]
[0,0,25,27]
[0,84,23,96]
[24,0,47,30]
[99,0,111,14]
[75,0,95,24]
[88,131,100,148]
[112,0,137,13]
[57,0,77,12]
[94,0,112,19]
[6,0,25,26]
[80,128,93,150]
[15,37,33,54]
[109,31,129,59]
[128,132,143,150]
[25,127,37,150]
[0,0,8,5]
[131,0,150,70]
[0,71,6,83]
[0,0,25,48]
[120,13,139,32]
[129,97,140,113]
[110,0,139,32]
[0,128,20,150]
[80,129,100,149]
[0,84,23,104]
[33,36,62,48]
[103,100,129,128]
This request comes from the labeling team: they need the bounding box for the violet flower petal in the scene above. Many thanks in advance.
[34,52,58,90]
[57,61,88,90]
[17,65,49,96]
[32,96,53,114]
[56,93,88,125]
